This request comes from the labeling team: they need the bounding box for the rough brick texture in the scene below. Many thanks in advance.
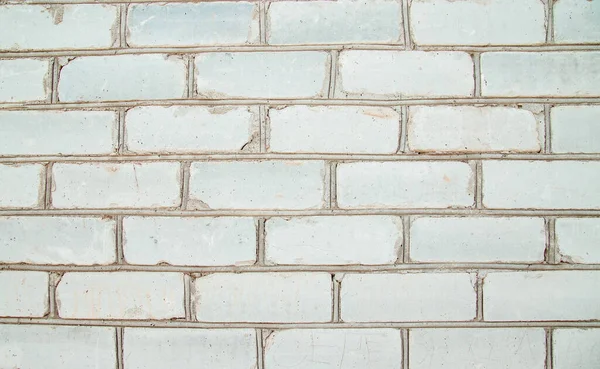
[1,0,599,367]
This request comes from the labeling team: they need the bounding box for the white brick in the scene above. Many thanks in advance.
[193,273,331,322]
[127,3,259,47]
[264,329,402,369]
[484,271,600,321]
[268,106,400,154]
[125,106,257,154]
[265,216,401,265]
[124,328,256,369]
[553,329,600,369]
[481,52,600,97]
[338,51,473,98]
[410,217,545,263]
[410,0,545,45]
[551,106,600,153]
[195,52,329,98]
[52,162,180,209]
[337,162,474,209]
[0,5,117,51]
[0,110,116,156]
[189,161,325,210]
[0,164,44,209]
[483,161,600,209]
[56,272,184,319]
[58,54,186,102]
[267,0,402,44]
[0,217,115,265]
[0,59,48,103]
[410,329,546,369]
[0,325,116,369]
[123,217,256,266]
[556,219,600,264]
[554,0,600,43]
[408,106,541,153]
[0,271,48,317]
[341,273,476,322]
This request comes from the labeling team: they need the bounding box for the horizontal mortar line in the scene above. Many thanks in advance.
[0,318,598,329]
[2,209,600,217]
[2,44,600,57]
[1,97,600,110]
[2,263,600,273]
[3,153,600,163]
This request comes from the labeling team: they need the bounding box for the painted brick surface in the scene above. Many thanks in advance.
[56,272,185,319]
[341,273,476,322]
[0,164,44,209]
[192,273,332,322]
[265,216,401,265]
[337,162,474,208]
[264,329,403,369]
[338,51,474,98]
[0,110,116,156]
[0,325,116,369]
[123,216,256,266]
[0,216,115,265]
[410,329,546,369]
[0,5,118,51]
[0,271,48,317]
[410,0,545,46]
[407,106,541,153]
[124,328,257,369]
[127,3,259,47]
[267,0,402,45]
[483,271,600,321]
[1,1,598,367]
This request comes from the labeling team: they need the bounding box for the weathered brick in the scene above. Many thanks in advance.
[264,329,402,369]
[265,216,401,265]
[482,161,600,209]
[484,271,600,321]
[554,0,600,43]
[0,5,117,51]
[0,59,49,103]
[0,164,44,209]
[555,218,600,264]
[0,110,116,156]
[407,106,541,153]
[410,0,545,45]
[267,0,402,44]
[410,217,545,263]
[341,273,476,322]
[337,51,473,98]
[124,328,256,369]
[189,161,325,210]
[337,162,474,209]
[481,52,600,97]
[127,3,259,47]
[123,216,256,266]
[195,52,329,98]
[58,55,186,101]
[0,271,48,317]
[410,329,546,369]
[125,106,258,154]
[553,329,600,369]
[551,106,600,153]
[52,162,181,209]
[56,272,185,319]
[193,273,332,322]
[0,325,116,369]
[0,216,115,265]
[268,106,400,154]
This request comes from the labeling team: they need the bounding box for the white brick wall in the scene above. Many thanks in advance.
[1,1,599,367]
